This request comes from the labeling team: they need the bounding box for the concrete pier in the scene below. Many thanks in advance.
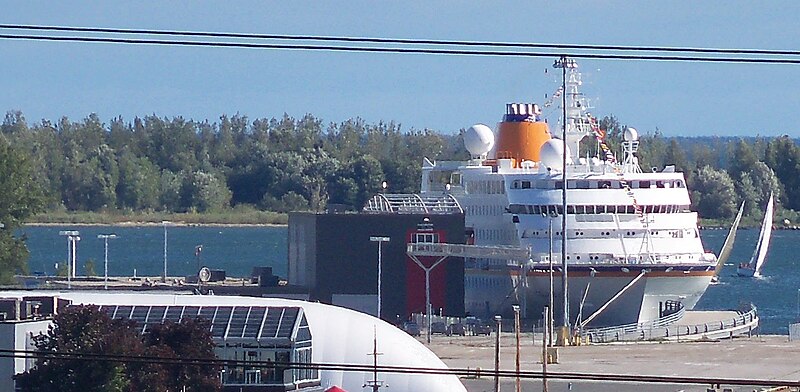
[427,333,800,392]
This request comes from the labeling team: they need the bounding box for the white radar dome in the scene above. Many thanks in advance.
[464,124,495,157]
[539,138,572,170]
[624,127,639,141]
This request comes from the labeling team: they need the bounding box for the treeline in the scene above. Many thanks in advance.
[1,111,467,215]
[2,111,800,223]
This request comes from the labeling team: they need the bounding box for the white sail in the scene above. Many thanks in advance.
[750,193,774,276]
[714,201,745,277]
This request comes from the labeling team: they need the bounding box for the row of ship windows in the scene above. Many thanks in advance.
[466,180,506,195]
[511,179,686,190]
[520,228,697,239]
[508,204,691,215]
[466,276,507,288]
[475,228,514,242]
[466,205,505,216]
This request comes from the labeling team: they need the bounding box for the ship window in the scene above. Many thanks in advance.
[555,181,564,189]
[512,180,520,189]
[626,206,635,214]
[639,180,650,189]
[656,181,665,188]
[576,180,590,189]
[521,180,531,189]
[599,181,611,189]
[567,205,575,214]
[414,233,438,243]
[451,173,462,186]
[611,181,621,189]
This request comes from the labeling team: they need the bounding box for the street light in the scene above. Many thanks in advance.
[162,221,171,283]
[494,314,502,392]
[553,56,574,342]
[512,304,521,392]
[369,236,390,319]
[543,210,557,347]
[195,244,203,274]
[58,230,79,288]
[97,234,118,290]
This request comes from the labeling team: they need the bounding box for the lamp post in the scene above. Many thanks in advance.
[369,236,390,319]
[512,304,521,392]
[58,230,79,288]
[494,314,502,392]
[553,56,576,343]
[547,211,557,346]
[195,244,203,274]
[162,221,171,283]
[97,234,118,290]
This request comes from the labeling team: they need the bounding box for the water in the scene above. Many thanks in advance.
[17,225,800,334]
[19,225,288,279]
[697,228,800,335]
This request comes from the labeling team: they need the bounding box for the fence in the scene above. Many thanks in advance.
[582,305,758,343]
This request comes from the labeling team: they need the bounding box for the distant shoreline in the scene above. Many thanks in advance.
[24,222,287,228]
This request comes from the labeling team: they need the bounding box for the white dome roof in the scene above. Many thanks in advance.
[43,291,467,392]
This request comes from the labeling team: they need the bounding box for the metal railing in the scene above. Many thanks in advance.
[580,304,686,343]
[582,304,758,343]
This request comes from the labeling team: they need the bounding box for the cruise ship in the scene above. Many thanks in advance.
[415,61,716,328]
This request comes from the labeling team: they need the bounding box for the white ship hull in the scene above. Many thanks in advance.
[465,265,713,327]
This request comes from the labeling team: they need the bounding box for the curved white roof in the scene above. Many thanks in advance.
[12,291,466,392]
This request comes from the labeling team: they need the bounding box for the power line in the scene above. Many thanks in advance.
[2,23,800,58]
[0,29,799,64]
[1,348,797,388]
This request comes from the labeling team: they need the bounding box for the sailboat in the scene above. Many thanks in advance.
[736,193,775,277]
[711,201,745,283]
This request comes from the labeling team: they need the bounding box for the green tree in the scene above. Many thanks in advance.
[137,319,221,392]
[765,136,800,209]
[183,170,233,212]
[693,166,737,219]
[16,305,222,392]
[116,150,160,210]
[728,139,759,181]
[0,137,45,283]
[14,305,139,392]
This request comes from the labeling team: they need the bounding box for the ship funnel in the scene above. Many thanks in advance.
[491,103,551,166]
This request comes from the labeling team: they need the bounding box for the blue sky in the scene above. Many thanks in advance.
[3,1,800,137]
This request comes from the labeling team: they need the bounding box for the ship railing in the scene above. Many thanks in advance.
[528,253,716,267]
[582,304,759,343]
[580,303,686,343]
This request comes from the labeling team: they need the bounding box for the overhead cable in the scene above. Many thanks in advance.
[1,33,800,64]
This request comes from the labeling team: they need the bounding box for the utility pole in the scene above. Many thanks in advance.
[494,315,502,392]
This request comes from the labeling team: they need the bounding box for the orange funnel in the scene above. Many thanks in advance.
[492,103,551,165]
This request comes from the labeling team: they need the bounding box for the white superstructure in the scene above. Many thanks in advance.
[418,62,716,327]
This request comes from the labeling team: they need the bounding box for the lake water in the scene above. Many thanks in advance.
[17,225,800,334]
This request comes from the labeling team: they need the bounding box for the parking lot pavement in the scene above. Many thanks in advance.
[422,333,800,391]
